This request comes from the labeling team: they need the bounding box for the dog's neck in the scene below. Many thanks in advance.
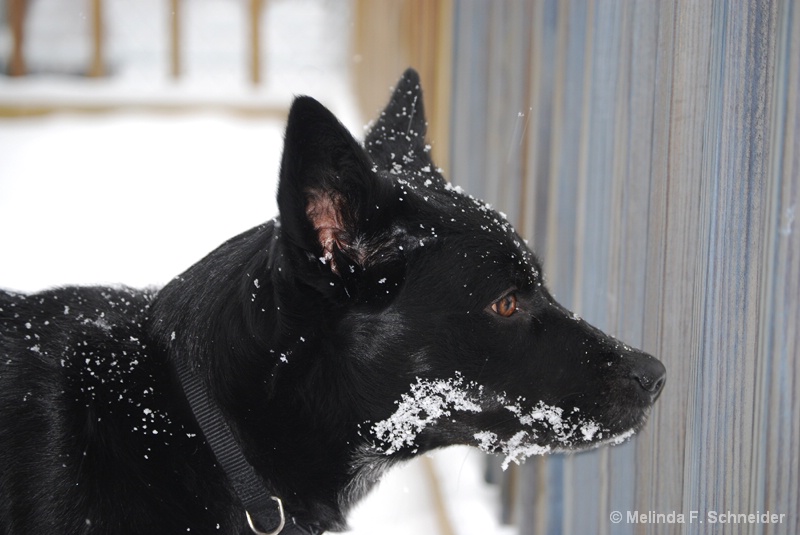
[149,220,403,531]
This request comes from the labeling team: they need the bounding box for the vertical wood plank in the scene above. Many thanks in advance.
[7,0,27,76]
[432,0,454,177]
[450,0,490,198]
[249,0,264,85]
[752,1,799,534]
[605,2,659,534]
[89,0,104,77]
[170,0,182,79]
[643,1,715,529]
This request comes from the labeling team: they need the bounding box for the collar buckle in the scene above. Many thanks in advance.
[246,496,286,535]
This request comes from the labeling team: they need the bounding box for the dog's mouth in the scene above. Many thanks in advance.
[365,374,651,468]
[471,400,648,470]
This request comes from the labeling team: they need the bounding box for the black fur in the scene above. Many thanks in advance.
[0,69,665,534]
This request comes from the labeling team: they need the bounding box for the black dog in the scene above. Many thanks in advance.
[0,69,665,534]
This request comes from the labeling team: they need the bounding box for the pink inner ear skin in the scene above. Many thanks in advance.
[305,189,347,274]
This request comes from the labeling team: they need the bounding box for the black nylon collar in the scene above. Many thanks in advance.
[174,352,322,535]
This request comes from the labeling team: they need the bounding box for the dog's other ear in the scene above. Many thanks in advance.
[277,96,394,275]
[365,68,442,184]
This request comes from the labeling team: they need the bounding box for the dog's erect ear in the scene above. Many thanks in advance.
[365,68,441,183]
[277,96,394,275]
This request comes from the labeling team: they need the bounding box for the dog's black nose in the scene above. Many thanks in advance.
[631,356,666,400]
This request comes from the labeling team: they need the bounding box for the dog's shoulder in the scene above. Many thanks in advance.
[0,285,159,406]
[1,286,154,353]
[0,286,239,532]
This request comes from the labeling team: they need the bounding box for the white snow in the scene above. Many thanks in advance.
[371,374,482,455]
[0,113,286,291]
[373,374,635,474]
[581,421,600,441]
[473,431,498,452]
[498,431,551,470]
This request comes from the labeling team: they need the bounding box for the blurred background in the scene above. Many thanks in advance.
[1,1,799,534]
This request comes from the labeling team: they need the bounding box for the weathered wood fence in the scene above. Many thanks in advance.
[357,1,799,533]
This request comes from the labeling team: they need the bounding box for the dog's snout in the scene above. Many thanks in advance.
[631,356,666,400]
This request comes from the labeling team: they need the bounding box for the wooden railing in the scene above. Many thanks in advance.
[7,0,31,77]
[2,0,281,118]
[6,0,266,83]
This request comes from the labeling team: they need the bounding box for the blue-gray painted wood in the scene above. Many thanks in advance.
[447,0,800,533]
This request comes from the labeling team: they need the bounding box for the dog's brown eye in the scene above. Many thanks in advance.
[492,294,517,317]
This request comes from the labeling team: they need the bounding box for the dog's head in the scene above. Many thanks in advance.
[276,69,665,470]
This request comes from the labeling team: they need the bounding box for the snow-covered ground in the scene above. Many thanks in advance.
[0,0,516,533]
